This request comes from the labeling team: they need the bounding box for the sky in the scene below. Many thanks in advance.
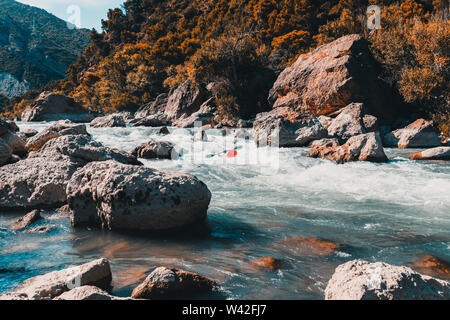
[16,0,125,31]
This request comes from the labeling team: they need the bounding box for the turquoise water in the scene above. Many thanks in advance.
[0,123,449,299]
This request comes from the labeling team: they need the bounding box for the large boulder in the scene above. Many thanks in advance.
[131,267,217,299]
[268,34,396,118]
[410,147,450,161]
[309,133,388,163]
[0,258,112,300]
[25,120,89,152]
[165,80,209,122]
[383,119,443,148]
[327,103,379,143]
[90,114,127,128]
[0,138,12,166]
[67,160,211,232]
[131,139,176,160]
[325,260,450,300]
[0,135,140,210]
[252,107,327,147]
[21,92,93,122]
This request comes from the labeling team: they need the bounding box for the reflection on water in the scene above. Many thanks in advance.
[0,123,449,299]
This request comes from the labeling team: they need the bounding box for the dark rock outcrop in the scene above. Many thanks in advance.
[21,92,93,122]
[131,267,217,299]
[67,160,211,232]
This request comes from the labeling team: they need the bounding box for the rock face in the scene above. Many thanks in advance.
[410,147,450,161]
[21,92,93,122]
[25,120,89,152]
[54,286,128,300]
[131,139,176,160]
[90,114,127,128]
[10,209,42,231]
[131,267,217,299]
[327,103,379,143]
[309,133,388,163]
[134,93,169,119]
[325,260,450,300]
[252,107,327,147]
[383,119,442,148]
[67,160,211,232]
[131,114,169,127]
[269,34,396,118]
[0,135,140,210]
[0,258,112,300]
[0,138,12,166]
[165,80,209,122]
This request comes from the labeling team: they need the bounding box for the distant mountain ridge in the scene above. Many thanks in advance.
[0,0,90,97]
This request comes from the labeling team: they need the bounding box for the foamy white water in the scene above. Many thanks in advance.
[0,122,449,299]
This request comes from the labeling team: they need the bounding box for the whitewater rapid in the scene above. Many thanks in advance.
[0,123,449,299]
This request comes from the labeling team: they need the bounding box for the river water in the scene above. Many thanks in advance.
[1,123,449,299]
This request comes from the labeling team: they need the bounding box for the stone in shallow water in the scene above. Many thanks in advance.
[325,260,450,300]
[0,258,112,300]
[10,209,42,231]
[54,285,130,300]
[409,147,450,161]
[131,267,217,299]
[67,160,211,232]
[250,257,285,271]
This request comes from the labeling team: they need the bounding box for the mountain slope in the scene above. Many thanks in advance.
[0,0,90,97]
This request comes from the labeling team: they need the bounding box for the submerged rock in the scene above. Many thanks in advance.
[309,132,388,163]
[0,258,112,300]
[131,267,217,299]
[325,260,450,300]
[250,257,284,271]
[412,255,450,280]
[21,225,55,234]
[10,209,42,231]
[383,119,442,148]
[21,92,93,123]
[131,139,176,160]
[67,160,211,232]
[409,147,450,161]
